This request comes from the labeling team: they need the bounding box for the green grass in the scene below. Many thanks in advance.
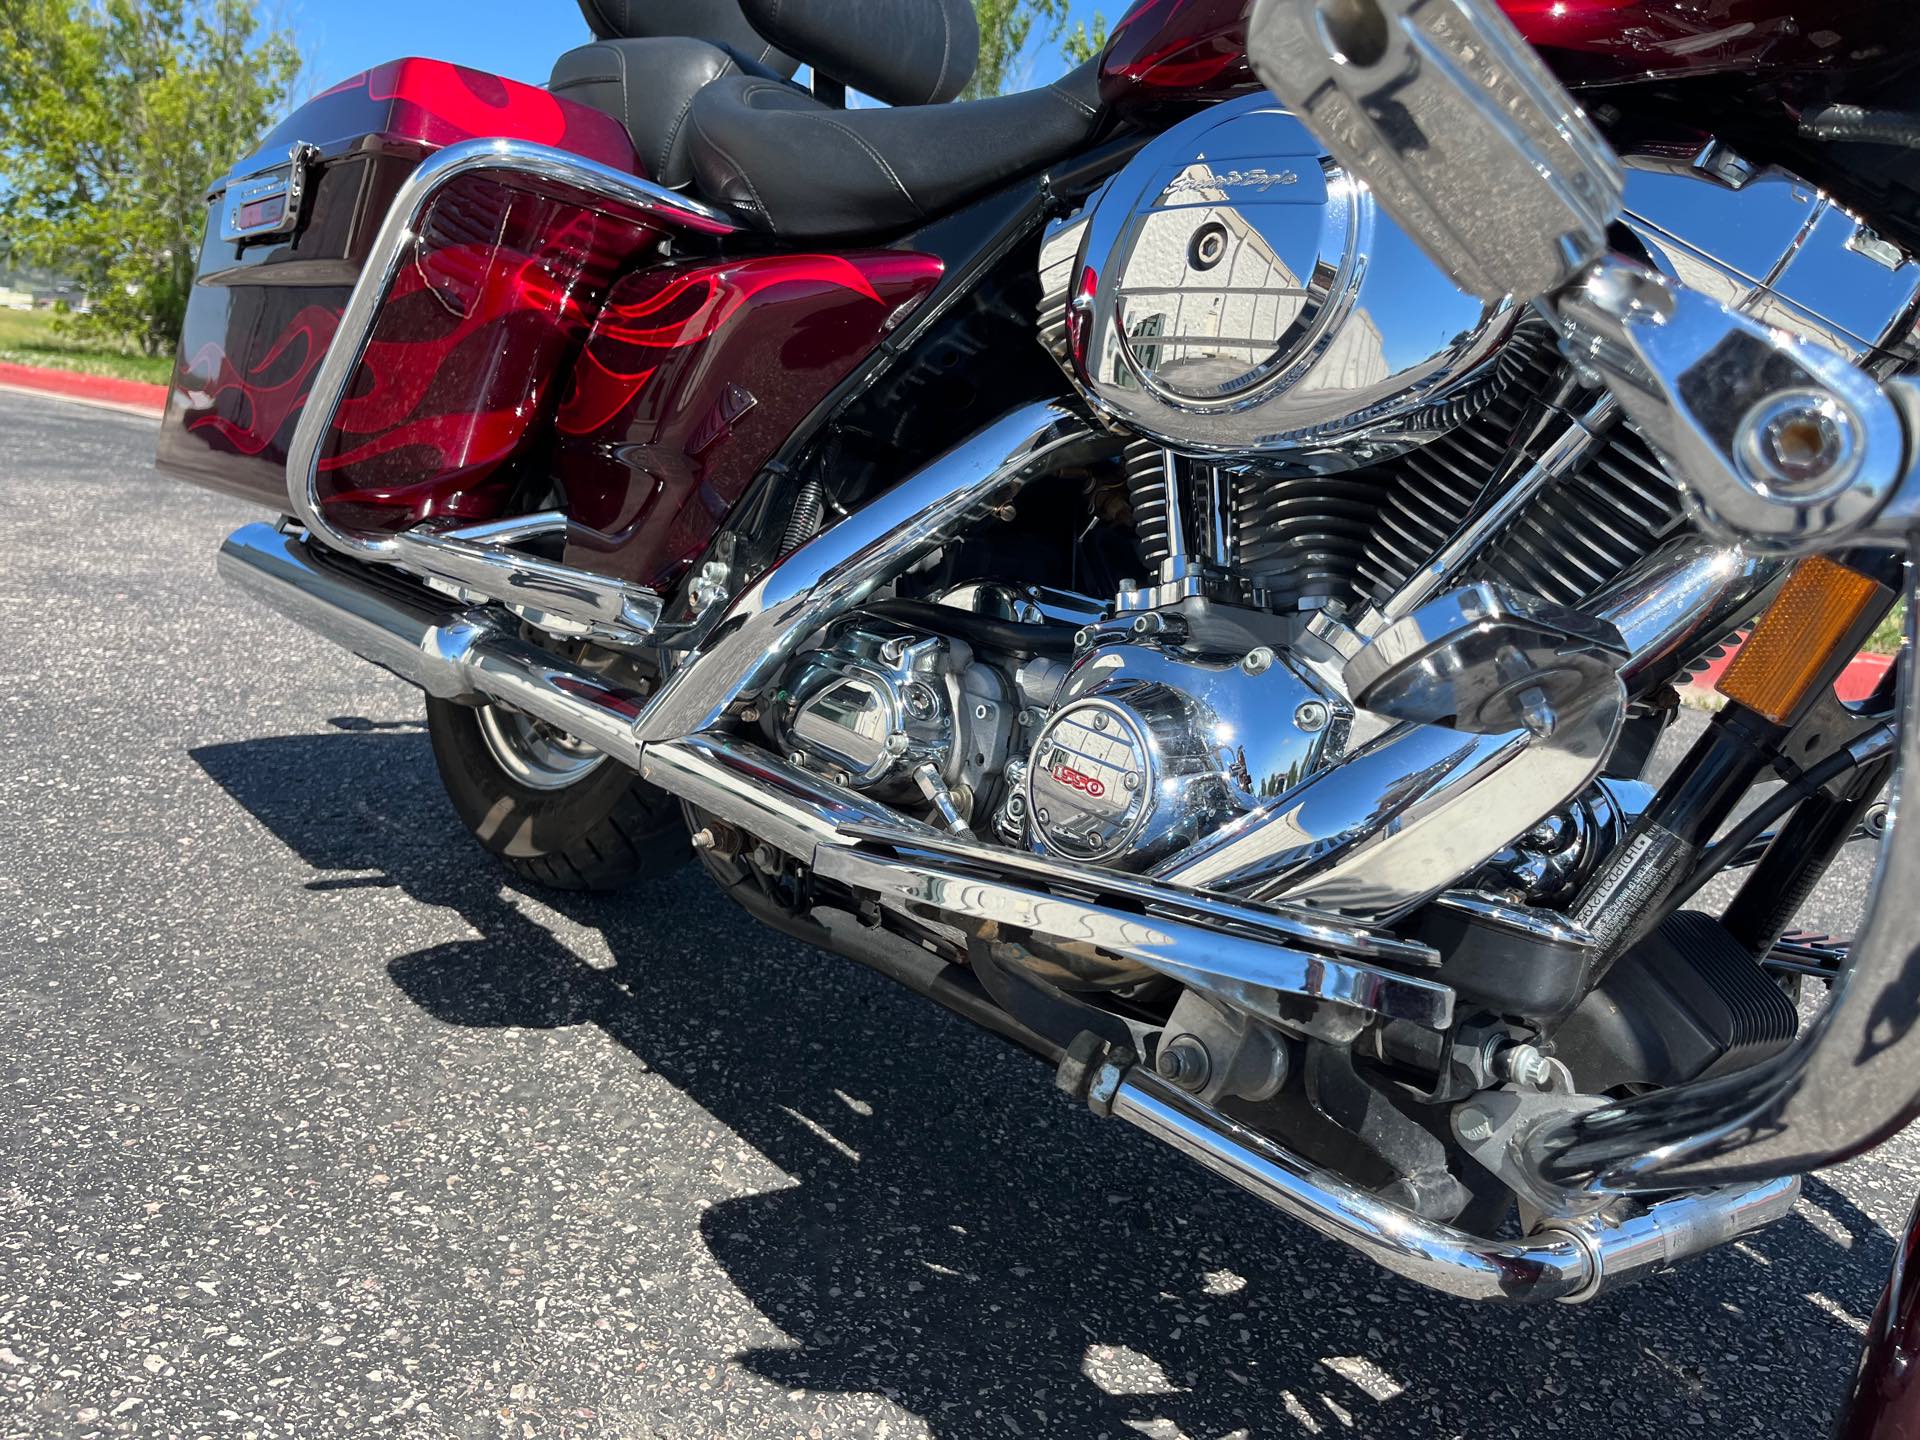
[0,307,173,385]
[1868,601,1907,657]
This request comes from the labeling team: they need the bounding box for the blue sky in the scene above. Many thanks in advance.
[291,0,1106,95]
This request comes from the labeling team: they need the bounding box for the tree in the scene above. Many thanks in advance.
[968,0,1108,99]
[1061,12,1110,66]
[0,0,299,354]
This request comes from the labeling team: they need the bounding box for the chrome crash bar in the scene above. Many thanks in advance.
[283,137,734,567]
[1248,0,1920,1201]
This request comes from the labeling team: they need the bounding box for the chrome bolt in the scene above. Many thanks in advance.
[689,828,716,852]
[1091,712,1109,732]
[974,703,991,721]
[1456,1104,1495,1145]
[1517,685,1557,739]
[1016,709,1036,727]
[1036,807,1051,825]
[1006,794,1027,818]
[1155,1036,1211,1092]
[1074,628,1093,650]
[1500,1043,1573,1094]
[1736,390,1862,496]
[1242,647,1276,676]
[1293,700,1331,733]
[881,638,909,663]
[1123,773,1142,792]
[905,683,937,718]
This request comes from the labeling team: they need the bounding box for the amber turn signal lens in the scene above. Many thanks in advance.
[1717,554,1884,724]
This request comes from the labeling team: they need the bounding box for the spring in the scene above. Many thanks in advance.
[781,479,826,554]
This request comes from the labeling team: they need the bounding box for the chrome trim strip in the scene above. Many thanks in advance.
[816,845,1454,1030]
[284,137,733,563]
[637,733,1447,1027]
[835,826,1441,969]
[1104,1067,1800,1304]
[639,733,1438,970]
[630,402,1112,745]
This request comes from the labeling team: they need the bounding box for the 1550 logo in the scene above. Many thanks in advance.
[1051,764,1107,799]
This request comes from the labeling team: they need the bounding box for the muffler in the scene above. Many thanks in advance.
[217,522,648,768]
[1064,1049,1801,1304]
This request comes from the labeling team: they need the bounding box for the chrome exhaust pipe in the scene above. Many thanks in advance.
[217,523,649,768]
[1074,1058,1801,1304]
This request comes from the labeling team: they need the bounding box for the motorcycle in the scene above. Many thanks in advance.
[155,0,1920,1413]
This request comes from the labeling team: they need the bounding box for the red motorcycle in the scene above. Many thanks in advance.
[156,0,1920,1424]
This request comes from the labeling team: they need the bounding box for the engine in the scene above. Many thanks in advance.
[775,99,1913,892]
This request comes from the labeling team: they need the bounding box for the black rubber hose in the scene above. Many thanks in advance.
[865,597,1079,658]
[1801,105,1920,149]
[1672,726,1893,909]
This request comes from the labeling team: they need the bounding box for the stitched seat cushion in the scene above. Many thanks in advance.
[550,36,790,188]
[687,60,1106,237]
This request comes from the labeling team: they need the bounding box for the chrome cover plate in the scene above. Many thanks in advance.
[781,621,958,790]
[1027,693,1219,864]
[1621,156,1920,366]
[1026,636,1348,869]
[778,620,1012,807]
[1059,93,1515,463]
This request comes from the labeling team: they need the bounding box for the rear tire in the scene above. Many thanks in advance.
[425,696,688,892]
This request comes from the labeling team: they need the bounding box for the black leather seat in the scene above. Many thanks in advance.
[552,37,793,187]
[734,0,977,107]
[574,0,795,71]
[687,60,1107,238]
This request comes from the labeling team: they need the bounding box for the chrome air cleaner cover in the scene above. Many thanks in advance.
[1041,93,1516,463]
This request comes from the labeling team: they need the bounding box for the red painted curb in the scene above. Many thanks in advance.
[0,360,167,413]
[1690,641,1895,703]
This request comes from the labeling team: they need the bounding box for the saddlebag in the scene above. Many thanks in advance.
[155,58,641,530]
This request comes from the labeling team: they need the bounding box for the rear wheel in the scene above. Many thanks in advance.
[425,696,687,892]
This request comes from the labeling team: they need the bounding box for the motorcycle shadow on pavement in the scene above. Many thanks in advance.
[197,725,1894,1439]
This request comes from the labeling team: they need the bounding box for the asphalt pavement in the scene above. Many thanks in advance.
[0,386,1907,1439]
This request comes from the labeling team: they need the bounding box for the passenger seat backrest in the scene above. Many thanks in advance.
[737,0,978,106]
[573,0,797,76]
